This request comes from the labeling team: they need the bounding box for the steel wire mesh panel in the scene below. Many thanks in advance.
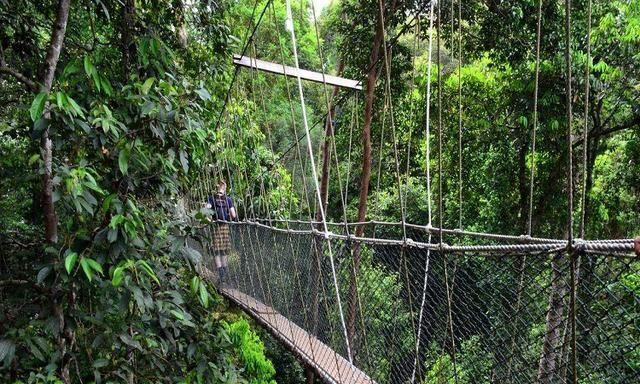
[197,223,638,384]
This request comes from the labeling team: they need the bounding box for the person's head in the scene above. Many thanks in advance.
[217,180,227,193]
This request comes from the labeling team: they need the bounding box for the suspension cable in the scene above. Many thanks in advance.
[284,0,353,363]
[438,2,458,382]
[527,0,544,236]
[411,2,435,382]
[213,0,273,133]
[563,0,578,382]
[377,0,409,242]
[457,0,463,230]
[579,0,592,239]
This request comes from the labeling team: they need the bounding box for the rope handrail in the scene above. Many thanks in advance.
[205,219,637,255]
[246,218,633,245]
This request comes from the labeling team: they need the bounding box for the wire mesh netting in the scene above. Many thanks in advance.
[191,222,639,384]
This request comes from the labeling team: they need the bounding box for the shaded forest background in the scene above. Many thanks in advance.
[0,0,638,383]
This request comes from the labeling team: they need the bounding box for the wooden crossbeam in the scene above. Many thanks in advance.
[233,54,363,91]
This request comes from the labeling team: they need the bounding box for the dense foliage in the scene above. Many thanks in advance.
[0,0,280,382]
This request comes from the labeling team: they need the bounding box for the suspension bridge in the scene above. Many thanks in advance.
[186,0,639,383]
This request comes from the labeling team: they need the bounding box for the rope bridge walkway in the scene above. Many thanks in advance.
[186,0,639,382]
[191,222,639,384]
[220,287,373,384]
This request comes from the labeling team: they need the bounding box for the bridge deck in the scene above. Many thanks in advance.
[220,287,375,384]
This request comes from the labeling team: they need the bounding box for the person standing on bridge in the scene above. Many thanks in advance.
[207,180,237,284]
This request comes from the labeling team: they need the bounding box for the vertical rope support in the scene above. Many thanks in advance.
[580,0,592,239]
[377,0,408,242]
[457,0,463,230]
[527,0,543,237]
[411,3,435,382]
[284,0,353,363]
[563,0,577,382]
[439,2,458,382]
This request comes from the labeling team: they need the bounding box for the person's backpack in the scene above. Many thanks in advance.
[211,193,230,221]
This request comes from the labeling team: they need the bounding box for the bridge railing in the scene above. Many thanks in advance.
[194,221,638,384]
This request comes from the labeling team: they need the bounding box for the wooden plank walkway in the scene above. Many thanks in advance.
[220,287,375,384]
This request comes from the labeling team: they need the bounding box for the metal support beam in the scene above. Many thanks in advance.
[233,54,363,91]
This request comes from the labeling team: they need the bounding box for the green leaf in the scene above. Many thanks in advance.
[102,194,117,212]
[86,258,103,275]
[170,309,185,321]
[137,260,159,285]
[26,339,45,361]
[28,154,40,165]
[93,358,109,369]
[111,266,124,286]
[199,281,209,308]
[118,334,143,351]
[30,92,47,122]
[195,87,211,101]
[107,228,118,243]
[91,71,101,92]
[179,150,189,173]
[66,95,84,117]
[118,147,130,175]
[141,77,156,95]
[80,258,94,282]
[190,276,200,294]
[141,101,156,115]
[37,266,51,284]
[101,76,114,96]
[55,91,65,110]
[62,62,79,77]
[65,252,78,274]
[83,56,95,77]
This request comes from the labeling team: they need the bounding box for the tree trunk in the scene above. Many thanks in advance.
[346,6,385,358]
[174,0,188,48]
[581,132,600,237]
[40,0,71,245]
[316,60,345,223]
[40,2,72,382]
[121,0,137,76]
[537,254,568,384]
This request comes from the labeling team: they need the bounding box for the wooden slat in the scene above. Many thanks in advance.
[221,287,375,384]
[233,54,363,91]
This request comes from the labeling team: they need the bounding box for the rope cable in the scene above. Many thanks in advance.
[309,0,352,235]
[284,0,353,363]
[563,0,578,382]
[437,2,459,381]
[579,0,592,239]
[377,0,409,243]
[457,0,463,230]
[411,2,435,382]
[213,0,273,134]
[527,0,543,236]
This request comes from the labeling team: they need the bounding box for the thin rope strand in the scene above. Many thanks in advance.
[579,0,592,239]
[457,0,463,230]
[377,0,408,242]
[284,0,353,363]
[527,0,543,236]
[411,3,435,382]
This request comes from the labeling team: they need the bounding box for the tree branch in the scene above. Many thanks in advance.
[573,113,640,147]
[599,114,640,137]
[0,66,38,92]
